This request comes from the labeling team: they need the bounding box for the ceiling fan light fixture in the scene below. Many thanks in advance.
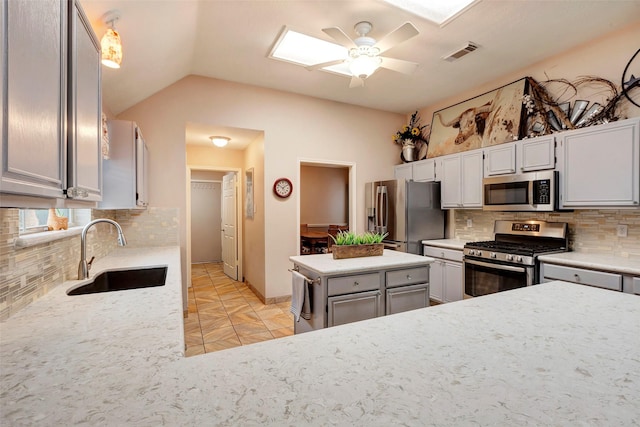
[348,55,381,79]
[101,11,123,69]
[209,136,230,147]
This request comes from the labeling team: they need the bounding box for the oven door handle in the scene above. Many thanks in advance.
[464,258,528,273]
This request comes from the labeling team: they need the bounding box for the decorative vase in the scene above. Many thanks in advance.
[47,208,68,231]
[401,140,415,163]
[332,243,384,260]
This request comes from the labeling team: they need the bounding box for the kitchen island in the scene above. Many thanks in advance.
[290,250,435,332]
[1,247,639,426]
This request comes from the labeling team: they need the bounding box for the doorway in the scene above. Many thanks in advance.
[190,178,222,263]
[298,159,357,255]
[188,168,241,283]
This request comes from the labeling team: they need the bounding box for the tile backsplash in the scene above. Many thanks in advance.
[0,207,179,320]
[453,209,640,258]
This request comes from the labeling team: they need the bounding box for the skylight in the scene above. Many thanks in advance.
[381,0,479,26]
[269,28,351,76]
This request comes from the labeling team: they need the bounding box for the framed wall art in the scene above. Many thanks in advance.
[426,77,529,158]
[245,168,254,219]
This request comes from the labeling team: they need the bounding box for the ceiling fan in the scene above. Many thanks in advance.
[307,21,420,88]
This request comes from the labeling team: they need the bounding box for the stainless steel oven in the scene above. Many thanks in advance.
[463,220,568,298]
[464,258,534,297]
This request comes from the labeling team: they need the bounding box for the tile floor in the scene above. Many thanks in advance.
[183,262,294,357]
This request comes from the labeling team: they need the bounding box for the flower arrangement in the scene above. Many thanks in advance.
[392,111,429,146]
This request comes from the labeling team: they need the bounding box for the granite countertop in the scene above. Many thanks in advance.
[2,248,640,425]
[421,239,468,250]
[289,249,433,275]
[538,252,640,276]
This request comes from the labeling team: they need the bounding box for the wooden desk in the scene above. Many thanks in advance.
[300,231,329,254]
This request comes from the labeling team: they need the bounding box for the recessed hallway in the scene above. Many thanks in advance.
[184,262,294,356]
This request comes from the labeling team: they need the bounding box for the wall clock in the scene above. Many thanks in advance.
[273,177,293,198]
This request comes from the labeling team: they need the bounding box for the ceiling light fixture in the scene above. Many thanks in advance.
[209,136,230,147]
[101,10,123,69]
[348,55,381,79]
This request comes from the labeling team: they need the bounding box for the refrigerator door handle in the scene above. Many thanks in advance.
[376,185,388,234]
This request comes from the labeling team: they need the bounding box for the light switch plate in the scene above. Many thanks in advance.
[467,219,473,227]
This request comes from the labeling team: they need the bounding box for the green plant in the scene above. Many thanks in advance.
[331,231,388,246]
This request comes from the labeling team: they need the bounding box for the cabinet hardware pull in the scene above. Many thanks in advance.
[354,281,359,286]
[574,274,581,281]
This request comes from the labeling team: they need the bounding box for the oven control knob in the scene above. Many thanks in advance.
[476,251,482,257]
[506,254,513,261]
[516,256,523,262]
[468,250,475,256]
[490,252,497,259]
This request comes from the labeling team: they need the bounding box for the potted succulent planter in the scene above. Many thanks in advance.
[330,231,387,260]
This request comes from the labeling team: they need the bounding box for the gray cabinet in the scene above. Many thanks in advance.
[484,143,516,176]
[292,259,431,333]
[1,0,66,199]
[557,118,639,208]
[0,0,101,206]
[67,0,101,201]
[327,272,382,327]
[423,246,464,303]
[518,136,555,172]
[100,120,149,209]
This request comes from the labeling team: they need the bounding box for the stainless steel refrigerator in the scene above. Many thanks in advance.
[365,180,445,254]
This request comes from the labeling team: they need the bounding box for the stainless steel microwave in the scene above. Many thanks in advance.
[483,171,558,212]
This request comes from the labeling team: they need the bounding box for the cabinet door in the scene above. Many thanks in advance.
[518,136,555,172]
[428,260,444,302]
[328,290,382,327]
[440,155,461,208]
[461,150,483,207]
[394,163,413,181]
[484,143,516,176]
[558,118,639,208]
[386,283,429,315]
[1,0,66,199]
[413,159,436,182]
[66,0,101,201]
[135,131,149,207]
[443,261,463,302]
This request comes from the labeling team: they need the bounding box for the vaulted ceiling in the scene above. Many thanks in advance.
[80,0,640,146]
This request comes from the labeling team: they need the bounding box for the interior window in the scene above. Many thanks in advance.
[19,209,92,235]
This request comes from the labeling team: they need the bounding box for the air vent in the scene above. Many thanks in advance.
[443,42,478,62]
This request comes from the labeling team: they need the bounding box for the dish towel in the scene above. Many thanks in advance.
[290,271,312,322]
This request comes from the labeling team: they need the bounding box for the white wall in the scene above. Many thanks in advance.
[117,76,403,300]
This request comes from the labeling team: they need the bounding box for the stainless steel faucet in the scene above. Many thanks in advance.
[78,219,127,279]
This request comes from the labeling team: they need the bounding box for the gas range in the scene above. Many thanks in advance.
[463,220,568,266]
[463,220,569,296]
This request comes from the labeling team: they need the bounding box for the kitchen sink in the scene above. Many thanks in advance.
[67,266,168,296]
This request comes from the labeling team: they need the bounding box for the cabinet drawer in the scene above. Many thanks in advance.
[386,267,429,288]
[423,246,463,262]
[327,273,380,296]
[543,264,622,291]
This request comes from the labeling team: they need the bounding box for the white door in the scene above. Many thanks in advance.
[190,181,222,263]
[222,173,238,280]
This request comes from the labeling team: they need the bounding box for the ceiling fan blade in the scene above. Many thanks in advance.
[349,76,365,88]
[374,22,419,54]
[305,59,345,71]
[322,27,358,49]
[379,56,419,75]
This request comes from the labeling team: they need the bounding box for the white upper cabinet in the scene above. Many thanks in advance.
[440,149,483,209]
[1,0,102,206]
[100,120,149,209]
[413,159,437,182]
[517,135,555,172]
[67,0,101,202]
[394,158,437,182]
[1,0,66,200]
[484,135,556,178]
[484,143,516,177]
[393,163,413,181]
[557,117,639,208]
